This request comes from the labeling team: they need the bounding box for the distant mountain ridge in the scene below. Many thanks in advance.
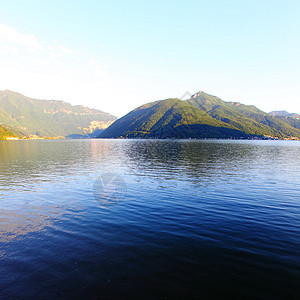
[99,91,300,139]
[0,90,117,137]
[269,110,300,130]
[269,111,300,119]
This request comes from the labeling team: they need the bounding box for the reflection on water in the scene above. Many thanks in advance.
[0,139,299,299]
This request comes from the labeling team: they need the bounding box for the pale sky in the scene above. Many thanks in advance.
[0,0,299,117]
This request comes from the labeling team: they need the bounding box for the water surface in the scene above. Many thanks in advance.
[0,139,299,299]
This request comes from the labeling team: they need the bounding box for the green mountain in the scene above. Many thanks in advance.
[0,90,117,137]
[269,111,300,130]
[187,92,300,139]
[99,98,251,139]
[99,91,300,139]
[0,125,17,140]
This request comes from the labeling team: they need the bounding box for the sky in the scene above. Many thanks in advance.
[0,0,299,117]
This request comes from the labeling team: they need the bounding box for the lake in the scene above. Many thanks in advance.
[0,139,299,299]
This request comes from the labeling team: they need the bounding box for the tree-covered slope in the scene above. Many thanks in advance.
[0,90,117,137]
[270,115,300,130]
[268,111,300,130]
[100,91,300,140]
[99,98,250,139]
[187,91,300,139]
[0,125,17,140]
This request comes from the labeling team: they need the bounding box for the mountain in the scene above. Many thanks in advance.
[269,111,300,130]
[0,125,17,140]
[187,92,300,139]
[269,111,300,119]
[99,98,251,139]
[66,129,105,139]
[0,90,117,137]
[99,91,300,140]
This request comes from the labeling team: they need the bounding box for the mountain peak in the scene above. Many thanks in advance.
[98,97,251,139]
[191,91,205,98]
[99,91,300,140]
[0,89,12,94]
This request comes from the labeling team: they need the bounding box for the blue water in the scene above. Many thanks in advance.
[0,139,299,299]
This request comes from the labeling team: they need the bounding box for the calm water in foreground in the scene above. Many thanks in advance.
[0,139,299,299]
